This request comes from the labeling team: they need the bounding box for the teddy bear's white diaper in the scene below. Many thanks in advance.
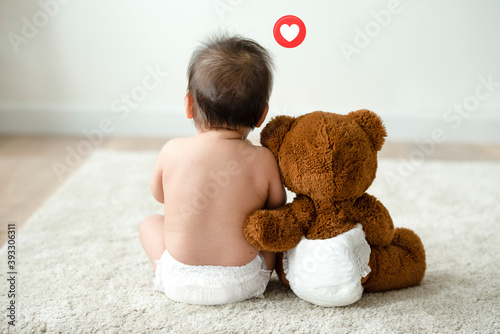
[283,223,371,307]
[153,249,271,305]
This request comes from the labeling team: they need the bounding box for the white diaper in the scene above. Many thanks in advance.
[153,249,271,305]
[283,224,371,307]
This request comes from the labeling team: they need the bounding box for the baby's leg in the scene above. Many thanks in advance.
[260,251,276,272]
[139,214,166,271]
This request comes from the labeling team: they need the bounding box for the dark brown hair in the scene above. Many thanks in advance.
[187,35,274,130]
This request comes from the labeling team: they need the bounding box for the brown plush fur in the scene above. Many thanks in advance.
[244,110,426,292]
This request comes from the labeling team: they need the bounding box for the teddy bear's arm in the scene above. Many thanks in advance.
[244,195,316,252]
[354,193,394,246]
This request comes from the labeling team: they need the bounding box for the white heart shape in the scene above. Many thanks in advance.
[280,24,300,42]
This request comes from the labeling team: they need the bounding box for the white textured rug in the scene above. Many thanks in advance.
[1,150,499,333]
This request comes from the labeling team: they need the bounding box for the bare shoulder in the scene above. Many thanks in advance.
[158,137,187,162]
[257,145,277,165]
[162,137,194,152]
[162,137,183,149]
[242,143,278,169]
[254,142,276,160]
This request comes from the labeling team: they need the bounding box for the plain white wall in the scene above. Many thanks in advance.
[1,0,499,142]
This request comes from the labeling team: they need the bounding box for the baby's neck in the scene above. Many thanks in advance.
[199,127,250,140]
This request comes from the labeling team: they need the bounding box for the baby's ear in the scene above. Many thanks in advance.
[348,109,387,151]
[260,115,295,157]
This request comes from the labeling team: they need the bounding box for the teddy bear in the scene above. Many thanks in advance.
[244,110,426,306]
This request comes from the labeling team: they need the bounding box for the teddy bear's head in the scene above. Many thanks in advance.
[261,110,387,201]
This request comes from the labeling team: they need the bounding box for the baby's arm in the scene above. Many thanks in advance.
[150,142,170,204]
[263,149,287,209]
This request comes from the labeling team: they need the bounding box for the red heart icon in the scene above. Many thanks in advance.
[273,15,306,48]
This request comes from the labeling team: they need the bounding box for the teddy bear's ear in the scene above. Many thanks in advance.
[260,115,295,156]
[348,109,387,151]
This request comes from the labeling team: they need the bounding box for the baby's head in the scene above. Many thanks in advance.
[186,35,274,132]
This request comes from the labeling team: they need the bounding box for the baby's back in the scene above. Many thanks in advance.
[161,132,272,266]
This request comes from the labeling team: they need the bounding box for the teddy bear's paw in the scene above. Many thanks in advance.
[244,210,302,252]
[243,213,267,250]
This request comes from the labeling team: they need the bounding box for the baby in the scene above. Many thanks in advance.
[139,36,286,305]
